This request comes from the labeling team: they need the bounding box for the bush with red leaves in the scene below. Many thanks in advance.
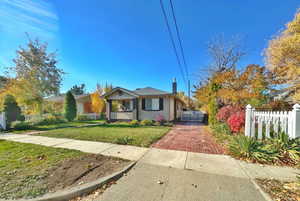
[216,105,243,122]
[227,111,245,133]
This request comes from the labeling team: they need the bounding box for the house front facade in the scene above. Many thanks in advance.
[102,80,184,121]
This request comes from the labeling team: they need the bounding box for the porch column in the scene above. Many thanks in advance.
[135,98,139,121]
[106,100,112,121]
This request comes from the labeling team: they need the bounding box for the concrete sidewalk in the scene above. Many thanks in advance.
[0,133,298,181]
[97,162,266,201]
[0,133,148,161]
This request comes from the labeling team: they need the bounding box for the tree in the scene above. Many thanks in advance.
[90,91,105,113]
[64,91,77,121]
[265,10,300,101]
[195,35,247,119]
[70,84,86,95]
[207,35,246,73]
[97,83,113,95]
[177,91,197,110]
[91,83,113,113]
[7,37,64,113]
[0,76,8,89]
[214,64,270,106]
[3,94,23,128]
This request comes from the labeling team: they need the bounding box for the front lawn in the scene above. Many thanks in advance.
[12,120,104,134]
[38,124,170,147]
[0,140,129,200]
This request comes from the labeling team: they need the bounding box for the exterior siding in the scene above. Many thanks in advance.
[76,102,84,114]
[139,96,171,121]
[109,91,136,100]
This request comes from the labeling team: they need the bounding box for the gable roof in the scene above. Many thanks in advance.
[45,94,90,102]
[101,87,139,98]
[133,87,171,96]
[102,87,172,99]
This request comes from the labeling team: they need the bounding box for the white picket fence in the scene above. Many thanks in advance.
[0,112,6,130]
[245,104,300,139]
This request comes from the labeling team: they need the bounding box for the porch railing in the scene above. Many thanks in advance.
[111,112,133,120]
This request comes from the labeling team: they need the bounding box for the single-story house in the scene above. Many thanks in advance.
[102,80,185,121]
[45,94,93,114]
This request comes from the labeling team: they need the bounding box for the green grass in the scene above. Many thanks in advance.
[12,120,105,134]
[0,140,84,200]
[38,124,170,147]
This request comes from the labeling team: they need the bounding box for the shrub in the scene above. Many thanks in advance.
[11,121,33,130]
[140,119,153,126]
[216,105,242,122]
[114,136,134,145]
[212,123,232,135]
[163,122,173,127]
[229,134,300,166]
[155,114,165,125]
[208,97,218,125]
[35,115,66,126]
[76,114,90,121]
[229,136,272,163]
[227,111,245,133]
[3,94,23,128]
[129,120,139,126]
[64,91,77,121]
[264,132,300,165]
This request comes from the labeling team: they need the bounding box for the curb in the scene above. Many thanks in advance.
[236,160,273,201]
[3,161,136,201]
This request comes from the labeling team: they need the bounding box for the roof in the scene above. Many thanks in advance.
[102,87,172,98]
[133,87,171,96]
[45,93,90,102]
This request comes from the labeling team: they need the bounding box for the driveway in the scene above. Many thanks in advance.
[152,122,225,154]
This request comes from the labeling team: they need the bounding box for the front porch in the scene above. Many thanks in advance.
[106,98,139,121]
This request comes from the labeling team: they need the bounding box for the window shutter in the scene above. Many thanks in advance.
[159,98,164,110]
[142,98,145,110]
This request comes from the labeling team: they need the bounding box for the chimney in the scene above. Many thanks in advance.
[172,78,177,94]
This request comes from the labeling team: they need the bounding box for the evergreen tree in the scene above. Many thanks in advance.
[70,84,86,95]
[3,94,22,128]
[64,91,77,121]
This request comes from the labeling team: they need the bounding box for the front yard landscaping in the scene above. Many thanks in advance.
[0,140,129,200]
[11,120,104,134]
[256,178,300,201]
[37,124,170,147]
[205,124,300,167]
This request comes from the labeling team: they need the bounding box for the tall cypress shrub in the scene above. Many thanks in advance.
[208,82,220,126]
[3,94,22,128]
[208,97,218,126]
[64,91,77,121]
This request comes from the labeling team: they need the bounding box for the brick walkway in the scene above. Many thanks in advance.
[151,122,225,154]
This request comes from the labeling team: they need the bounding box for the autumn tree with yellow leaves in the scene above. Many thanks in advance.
[265,9,300,101]
[1,37,64,114]
[90,83,113,113]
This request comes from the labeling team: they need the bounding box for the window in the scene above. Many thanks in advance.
[145,98,160,111]
[121,100,132,111]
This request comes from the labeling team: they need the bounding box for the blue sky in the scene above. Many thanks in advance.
[0,0,299,94]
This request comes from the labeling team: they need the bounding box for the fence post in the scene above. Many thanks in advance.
[245,104,252,137]
[292,104,300,139]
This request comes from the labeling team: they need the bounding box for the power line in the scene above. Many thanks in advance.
[168,0,191,107]
[159,0,187,88]
[169,0,189,79]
